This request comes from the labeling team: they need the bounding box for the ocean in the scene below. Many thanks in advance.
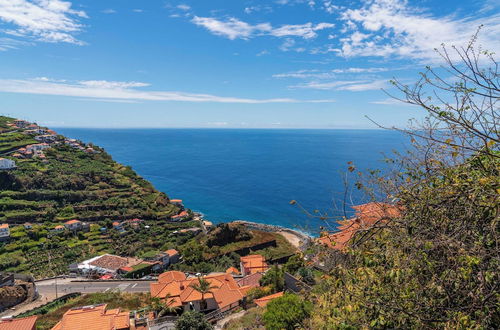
[55,128,408,235]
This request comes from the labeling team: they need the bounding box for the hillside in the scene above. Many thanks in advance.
[0,116,179,224]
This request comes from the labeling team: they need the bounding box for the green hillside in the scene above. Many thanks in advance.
[0,116,179,224]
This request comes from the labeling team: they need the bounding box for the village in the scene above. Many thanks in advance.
[0,197,400,330]
[0,118,403,329]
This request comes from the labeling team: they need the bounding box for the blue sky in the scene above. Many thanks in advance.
[0,0,498,128]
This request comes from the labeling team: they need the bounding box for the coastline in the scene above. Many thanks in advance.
[232,220,313,249]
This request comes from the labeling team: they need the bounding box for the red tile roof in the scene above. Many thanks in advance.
[151,271,248,309]
[65,219,81,225]
[0,224,9,229]
[254,292,284,308]
[226,267,240,275]
[240,255,268,274]
[165,249,179,257]
[0,315,37,330]
[51,304,130,330]
[317,202,402,250]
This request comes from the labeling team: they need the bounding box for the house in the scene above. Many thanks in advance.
[240,255,268,276]
[64,219,88,232]
[0,158,16,170]
[150,271,252,313]
[226,267,240,276]
[317,202,402,251]
[254,292,284,308]
[165,249,180,265]
[73,254,143,276]
[53,225,65,232]
[51,304,130,330]
[170,199,184,208]
[123,218,143,229]
[26,143,50,153]
[0,315,37,330]
[171,211,189,221]
[0,224,10,241]
[34,135,56,143]
[13,120,29,128]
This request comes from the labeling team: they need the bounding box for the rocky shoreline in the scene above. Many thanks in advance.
[232,220,313,249]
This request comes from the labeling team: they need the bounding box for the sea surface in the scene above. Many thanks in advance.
[55,128,408,236]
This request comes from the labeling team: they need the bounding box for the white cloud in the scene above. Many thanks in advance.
[101,9,116,14]
[273,67,388,79]
[0,37,33,50]
[191,16,334,40]
[0,77,336,104]
[291,79,387,91]
[177,4,191,11]
[0,0,87,44]
[271,22,334,39]
[338,0,500,61]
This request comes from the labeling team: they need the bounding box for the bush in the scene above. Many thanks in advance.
[175,311,213,330]
[263,294,312,330]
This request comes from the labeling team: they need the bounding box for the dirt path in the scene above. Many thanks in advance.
[215,310,247,330]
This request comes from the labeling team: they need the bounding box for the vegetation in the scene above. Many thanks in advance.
[223,307,265,330]
[0,116,179,224]
[305,33,499,328]
[263,294,312,330]
[175,311,214,330]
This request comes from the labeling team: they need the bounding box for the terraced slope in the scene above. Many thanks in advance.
[0,116,179,224]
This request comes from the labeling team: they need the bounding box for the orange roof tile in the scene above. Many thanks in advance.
[65,219,81,225]
[254,292,284,308]
[165,249,179,257]
[151,272,247,309]
[317,202,401,250]
[0,315,37,330]
[170,199,183,203]
[51,304,129,330]
[0,224,9,229]
[240,255,268,274]
[226,267,240,275]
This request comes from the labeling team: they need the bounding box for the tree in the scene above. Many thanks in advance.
[309,31,499,329]
[175,311,213,330]
[189,276,217,311]
[259,265,284,293]
[263,293,312,330]
[147,296,180,318]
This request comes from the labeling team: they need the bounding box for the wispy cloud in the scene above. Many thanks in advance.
[273,67,389,79]
[0,77,336,104]
[337,0,500,61]
[0,37,33,51]
[177,4,191,11]
[191,16,334,40]
[291,79,387,91]
[101,9,116,14]
[0,0,87,45]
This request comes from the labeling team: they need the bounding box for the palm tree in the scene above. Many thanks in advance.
[189,276,217,311]
[148,295,179,318]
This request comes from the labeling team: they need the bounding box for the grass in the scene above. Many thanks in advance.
[223,307,265,330]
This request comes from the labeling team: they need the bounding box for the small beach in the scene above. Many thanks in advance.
[232,220,312,249]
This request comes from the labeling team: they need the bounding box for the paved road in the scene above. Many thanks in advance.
[36,278,153,296]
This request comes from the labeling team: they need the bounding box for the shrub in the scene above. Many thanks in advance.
[263,294,312,330]
[175,311,213,330]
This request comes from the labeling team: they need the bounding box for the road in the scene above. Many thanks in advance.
[36,278,153,296]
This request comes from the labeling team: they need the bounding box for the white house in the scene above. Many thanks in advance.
[26,143,50,153]
[0,224,10,241]
[0,158,16,170]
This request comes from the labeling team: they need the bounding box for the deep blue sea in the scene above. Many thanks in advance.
[55,128,408,235]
